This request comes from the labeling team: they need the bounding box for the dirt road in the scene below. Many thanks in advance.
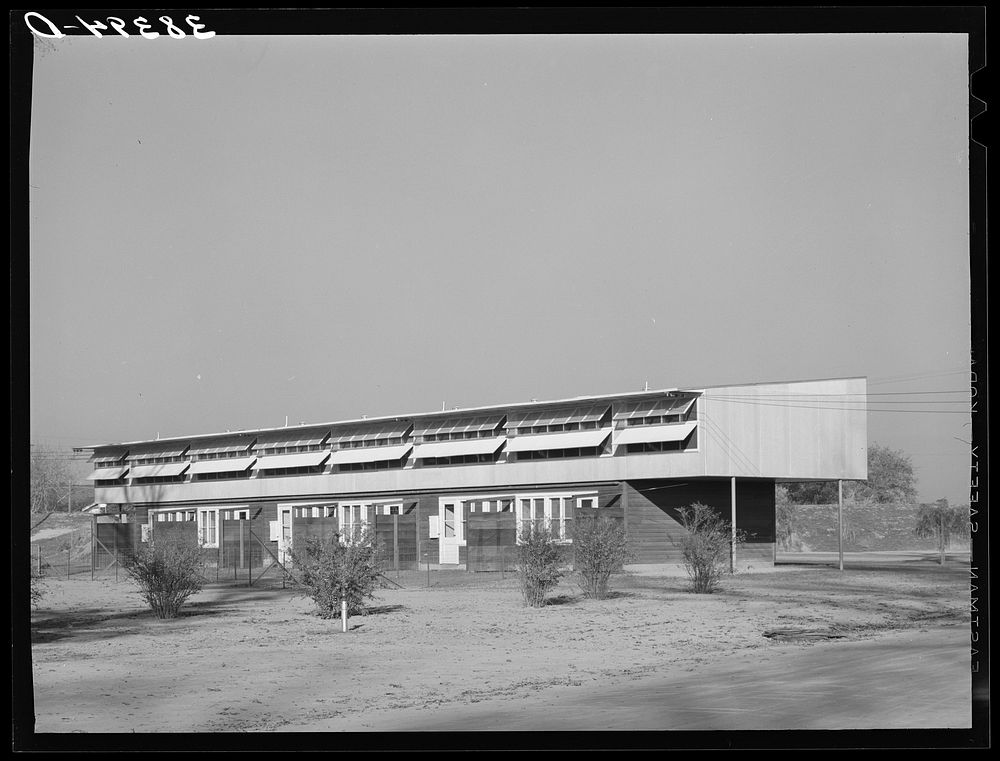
[283,625,967,731]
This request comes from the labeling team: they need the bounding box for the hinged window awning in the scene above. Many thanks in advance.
[508,404,609,429]
[329,421,413,447]
[413,415,505,438]
[615,421,698,446]
[86,466,129,481]
[412,436,506,459]
[253,451,330,470]
[127,444,189,461]
[89,448,127,464]
[187,457,257,475]
[328,444,413,465]
[187,438,256,457]
[129,462,190,478]
[255,430,330,449]
[614,395,698,420]
[506,429,610,453]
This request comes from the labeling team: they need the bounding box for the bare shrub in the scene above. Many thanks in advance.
[678,503,745,594]
[30,563,45,607]
[573,516,633,599]
[516,523,564,607]
[290,528,385,618]
[123,540,206,618]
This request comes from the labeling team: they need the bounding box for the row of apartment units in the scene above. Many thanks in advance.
[81,378,868,568]
[86,393,700,486]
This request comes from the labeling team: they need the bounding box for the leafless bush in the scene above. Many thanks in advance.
[678,503,745,594]
[290,528,385,618]
[30,563,45,607]
[573,516,633,599]
[516,523,564,607]
[123,540,206,618]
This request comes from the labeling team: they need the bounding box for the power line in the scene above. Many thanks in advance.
[708,396,969,405]
[703,390,969,397]
[703,397,973,414]
[868,369,971,386]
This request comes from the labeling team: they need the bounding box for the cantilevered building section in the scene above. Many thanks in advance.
[78,377,867,571]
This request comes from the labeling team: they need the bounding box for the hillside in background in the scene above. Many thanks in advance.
[778,501,971,553]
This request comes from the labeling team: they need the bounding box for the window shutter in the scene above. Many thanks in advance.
[428,515,440,538]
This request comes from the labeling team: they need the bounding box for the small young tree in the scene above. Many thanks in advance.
[677,503,745,594]
[290,528,385,618]
[123,540,206,618]
[914,499,969,565]
[573,516,633,599]
[516,523,563,608]
[775,485,797,551]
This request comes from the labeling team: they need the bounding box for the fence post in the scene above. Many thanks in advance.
[36,546,41,577]
[67,546,71,579]
[393,515,399,577]
[245,521,252,588]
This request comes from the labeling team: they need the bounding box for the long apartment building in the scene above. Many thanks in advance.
[79,377,868,570]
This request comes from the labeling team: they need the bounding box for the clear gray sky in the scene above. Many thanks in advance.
[29,33,972,502]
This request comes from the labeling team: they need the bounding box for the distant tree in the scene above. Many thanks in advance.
[850,443,919,505]
[783,444,918,507]
[782,481,839,505]
[29,446,70,514]
[914,499,969,565]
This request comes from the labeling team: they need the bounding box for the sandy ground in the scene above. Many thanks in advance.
[30,527,79,543]
[29,559,971,734]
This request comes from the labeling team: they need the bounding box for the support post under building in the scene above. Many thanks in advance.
[838,479,844,571]
[730,476,737,573]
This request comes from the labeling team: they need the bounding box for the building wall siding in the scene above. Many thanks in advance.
[623,478,775,565]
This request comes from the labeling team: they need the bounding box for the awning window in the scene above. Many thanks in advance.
[89,448,127,464]
[253,451,330,470]
[412,415,506,438]
[86,466,129,481]
[129,462,190,479]
[506,429,610,453]
[127,444,189,461]
[615,421,698,446]
[329,421,413,447]
[412,436,506,460]
[614,395,698,421]
[328,444,413,466]
[188,438,256,457]
[187,457,257,475]
[507,404,609,430]
[255,430,331,450]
